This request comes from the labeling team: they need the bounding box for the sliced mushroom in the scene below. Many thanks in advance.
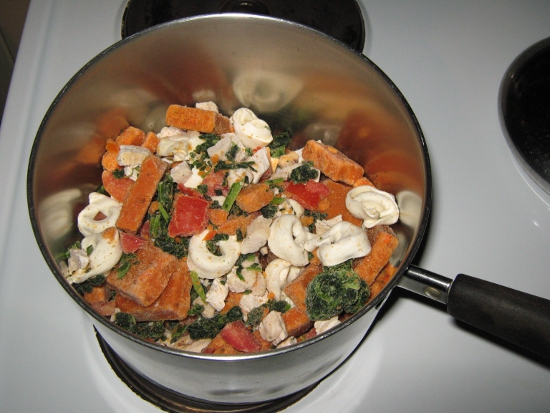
[304,221,371,267]
[68,227,122,283]
[345,185,399,228]
[267,214,310,267]
[77,192,121,237]
[230,108,273,148]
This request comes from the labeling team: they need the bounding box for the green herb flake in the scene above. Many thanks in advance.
[222,182,242,212]
[226,143,239,161]
[170,323,188,343]
[157,202,170,221]
[117,253,139,279]
[260,204,278,218]
[271,196,285,205]
[190,270,207,303]
[266,178,285,188]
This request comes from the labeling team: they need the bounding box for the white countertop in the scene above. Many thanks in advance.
[1,0,549,412]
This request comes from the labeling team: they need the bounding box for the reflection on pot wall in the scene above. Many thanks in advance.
[233,70,303,113]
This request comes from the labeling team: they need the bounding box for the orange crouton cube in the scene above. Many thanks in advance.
[217,212,260,235]
[302,140,364,185]
[141,131,160,153]
[235,183,274,213]
[165,105,232,135]
[114,258,192,321]
[320,180,363,226]
[83,286,116,317]
[368,263,397,300]
[282,307,313,338]
[252,329,274,351]
[354,226,399,285]
[203,333,241,354]
[283,263,322,312]
[106,242,178,307]
[115,126,146,146]
[221,292,244,313]
[208,208,229,227]
[116,154,167,233]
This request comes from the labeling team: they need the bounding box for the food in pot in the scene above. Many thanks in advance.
[62,102,400,354]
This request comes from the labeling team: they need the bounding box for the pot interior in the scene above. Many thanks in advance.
[28,14,430,357]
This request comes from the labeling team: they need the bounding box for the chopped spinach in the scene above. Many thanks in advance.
[236,228,245,242]
[245,307,265,328]
[72,274,106,295]
[112,169,125,179]
[214,160,256,172]
[289,161,319,184]
[265,299,291,314]
[196,184,208,196]
[260,204,278,218]
[187,306,243,340]
[114,312,164,341]
[206,233,229,256]
[268,130,292,158]
[303,210,328,232]
[305,260,370,321]
[193,133,220,154]
[149,175,190,259]
[187,303,205,316]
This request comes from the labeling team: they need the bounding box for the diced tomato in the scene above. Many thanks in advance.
[202,170,229,196]
[139,220,151,239]
[120,231,148,253]
[283,180,330,210]
[167,194,209,237]
[177,185,205,199]
[101,170,134,203]
[221,321,261,353]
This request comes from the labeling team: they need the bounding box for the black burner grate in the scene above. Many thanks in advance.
[122,0,365,51]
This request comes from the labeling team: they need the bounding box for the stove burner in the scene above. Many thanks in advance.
[121,0,366,51]
[96,330,318,412]
[500,37,550,194]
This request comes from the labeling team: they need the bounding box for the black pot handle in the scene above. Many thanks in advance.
[400,265,550,359]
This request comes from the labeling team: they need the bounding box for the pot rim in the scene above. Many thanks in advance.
[27,13,432,362]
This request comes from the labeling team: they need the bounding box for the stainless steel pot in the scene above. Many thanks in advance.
[27,14,550,405]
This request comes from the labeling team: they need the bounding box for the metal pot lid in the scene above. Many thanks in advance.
[121,0,366,52]
[500,37,550,194]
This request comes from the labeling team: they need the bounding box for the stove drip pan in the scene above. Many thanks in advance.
[96,330,318,412]
[500,37,550,194]
[122,0,366,51]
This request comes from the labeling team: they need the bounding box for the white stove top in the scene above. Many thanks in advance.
[1,1,549,412]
